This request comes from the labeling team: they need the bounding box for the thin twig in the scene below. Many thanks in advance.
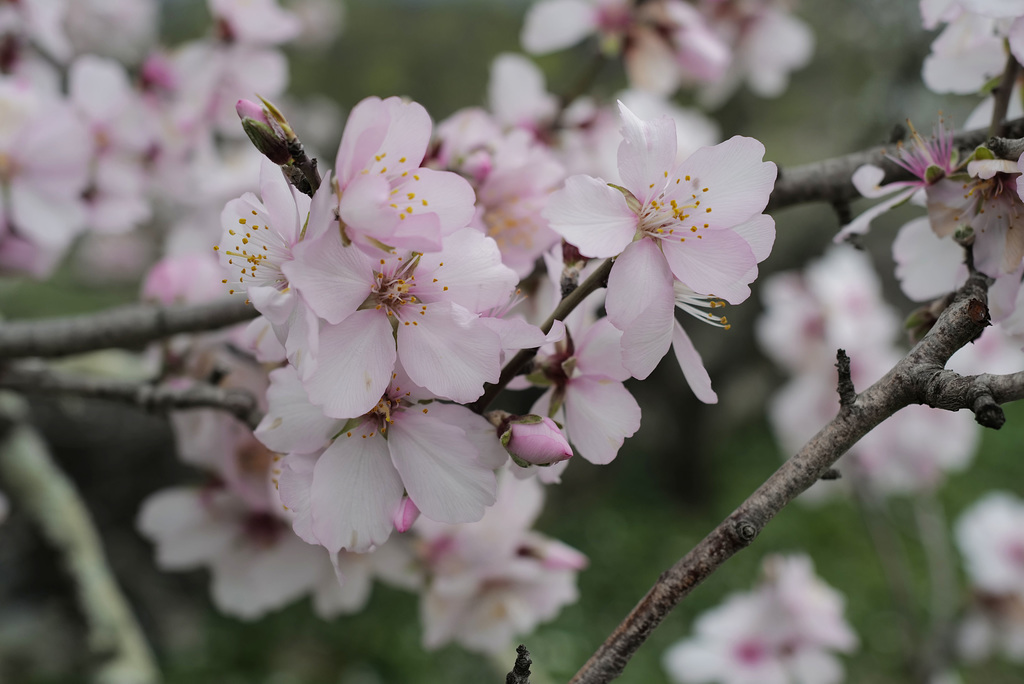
[0,366,263,429]
[470,258,613,413]
[0,393,160,684]
[990,54,1021,137]
[913,494,959,682]
[569,271,995,683]
[0,297,257,359]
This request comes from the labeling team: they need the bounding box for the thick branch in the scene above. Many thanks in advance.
[0,366,263,429]
[990,54,1021,137]
[0,394,160,684]
[0,297,257,359]
[569,272,992,684]
[767,117,1024,211]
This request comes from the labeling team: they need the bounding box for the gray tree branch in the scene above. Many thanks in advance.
[0,365,263,429]
[0,297,257,359]
[569,270,1010,684]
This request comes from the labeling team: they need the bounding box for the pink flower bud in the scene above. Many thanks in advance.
[236,98,292,165]
[500,415,573,467]
[235,98,270,125]
[392,496,420,533]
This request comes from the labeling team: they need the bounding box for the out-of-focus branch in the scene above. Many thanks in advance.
[0,297,257,359]
[0,393,160,684]
[767,118,1024,212]
[990,54,1021,137]
[569,270,1013,684]
[0,366,263,429]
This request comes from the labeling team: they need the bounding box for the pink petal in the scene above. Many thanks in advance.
[256,367,342,454]
[387,167,477,243]
[605,238,674,329]
[620,295,675,380]
[337,172,401,242]
[415,229,517,313]
[732,213,776,263]
[574,318,629,382]
[259,156,306,243]
[672,320,717,404]
[625,26,681,96]
[520,0,597,54]
[337,97,431,184]
[397,302,501,403]
[388,410,497,524]
[423,402,509,469]
[310,427,404,552]
[564,376,641,465]
[335,98,391,185]
[284,232,375,325]
[660,228,756,303]
[617,101,677,206]
[670,136,777,229]
[544,174,638,258]
[305,309,396,419]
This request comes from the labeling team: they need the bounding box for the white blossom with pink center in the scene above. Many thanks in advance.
[414,471,587,654]
[545,101,775,391]
[0,76,91,277]
[957,492,1024,598]
[758,247,980,498]
[69,55,156,234]
[267,364,508,554]
[663,554,857,684]
[330,96,477,254]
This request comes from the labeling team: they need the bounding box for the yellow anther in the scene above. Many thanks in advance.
[238,218,246,224]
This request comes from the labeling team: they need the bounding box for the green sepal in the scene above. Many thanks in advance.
[923,164,945,184]
[607,183,642,214]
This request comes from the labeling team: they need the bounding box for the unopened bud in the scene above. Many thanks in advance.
[237,98,291,165]
[392,496,420,533]
[500,415,573,467]
[539,539,589,571]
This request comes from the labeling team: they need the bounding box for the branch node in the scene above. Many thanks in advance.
[835,349,856,410]
[966,298,991,327]
[820,468,842,481]
[506,644,532,684]
[971,394,1005,429]
[733,519,758,544]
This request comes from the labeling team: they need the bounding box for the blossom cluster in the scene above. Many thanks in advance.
[663,554,857,684]
[954,492,1024,664]
[757,246,987,497]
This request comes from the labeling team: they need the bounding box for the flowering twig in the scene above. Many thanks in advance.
[470,258,613,413]
[0,297,256,359]
[767,117,1024,211]
[0,366,263,429]
[505,644,533,684]
[0,393,159,684]
[569,270,1009,683]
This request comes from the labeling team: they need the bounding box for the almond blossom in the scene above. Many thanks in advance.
[414,471,587,654]
[544,101,775,391]
[266,364,508,553]
[329,96,476,254]
[663,554,857,684]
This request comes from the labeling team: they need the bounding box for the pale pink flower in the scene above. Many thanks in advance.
[663,554,856,684]
[957,595,1024,663]
[329,96,477,254]
[487,53,558,134]
[956,492,1024,597]
[415,472,586,654]
[520,0,631,56]
[838,118,958,241]
[269,365,506,553]
[143,252,228,306]
[531,317,641,465]
[286,227,515,417]
[545,102,775,383]
[0,78,91,277]
[434,106,566,278]
[209,0,302,46]
[697,2,815,108]
[64,0,158,64]
[922,12,1006,94]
